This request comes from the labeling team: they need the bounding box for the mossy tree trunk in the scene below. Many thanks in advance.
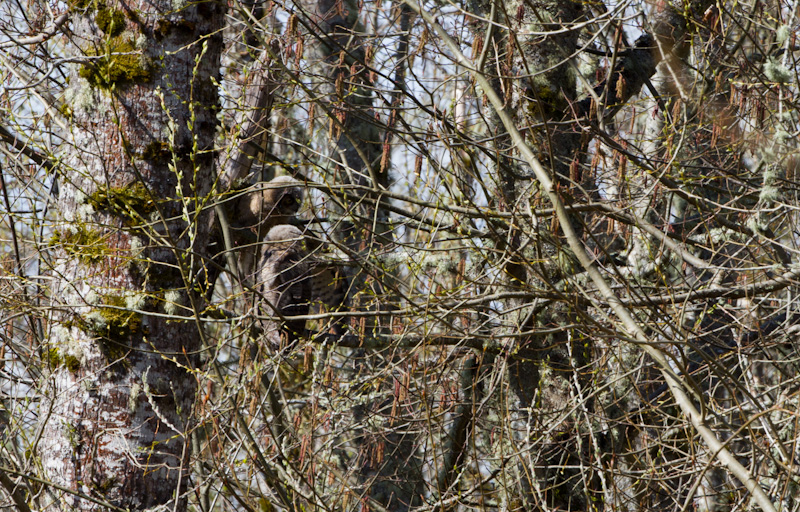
[39,1,223,510]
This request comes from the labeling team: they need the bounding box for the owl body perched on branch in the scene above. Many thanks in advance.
[203,176,305,299]
[257,225,311,348]
[256,225,347,350]
[232,176,304,283]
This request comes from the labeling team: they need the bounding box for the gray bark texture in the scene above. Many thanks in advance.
[38,1,224,509]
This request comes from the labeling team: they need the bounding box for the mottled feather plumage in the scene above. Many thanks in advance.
[256,225,347,348]
[257,225,312,349]
[234,176,303,281]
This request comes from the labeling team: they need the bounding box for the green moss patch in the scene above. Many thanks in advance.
[45,348,81,373]
[155,18,197,40]
[50,224,108,264]
[72,0,99,9]
[141,141,172,164]
[79,39,151,90]
[95,7,126,37]
[94,294,142,338]
[81,294,142,360]
[87,181,156,219]
[63,354,81,372]
[73,0,130,32]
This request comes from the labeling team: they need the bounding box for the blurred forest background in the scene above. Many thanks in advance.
[2,0,800,510]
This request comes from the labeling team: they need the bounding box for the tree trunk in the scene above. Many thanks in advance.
[39,1,223,509]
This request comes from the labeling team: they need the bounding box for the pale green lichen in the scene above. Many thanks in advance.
[85,290,100,305]
[746,215,768,234]
[134,32,147,49]
[163,289,185,316]
[776,25,791,44]
[128,236,147,273]
[129,236,144,255]
[52,325,72,342]
[76,202,96,222]
[760,184,781,204]
[128,381,141,412]
[52,325,84,365]
[124,291,148,311]
[435,254,458,274]
[67,80,101,114]
[759,164,783,204]
[84,310,110,333]
[74,190,87,206]
[764,58,793,84]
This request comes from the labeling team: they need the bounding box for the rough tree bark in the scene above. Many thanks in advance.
[39,1,223,509]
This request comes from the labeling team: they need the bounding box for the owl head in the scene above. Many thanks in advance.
[237,176,303,230]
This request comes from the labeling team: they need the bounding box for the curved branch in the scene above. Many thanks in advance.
[0,12,70,49]
[404,4,778,511]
